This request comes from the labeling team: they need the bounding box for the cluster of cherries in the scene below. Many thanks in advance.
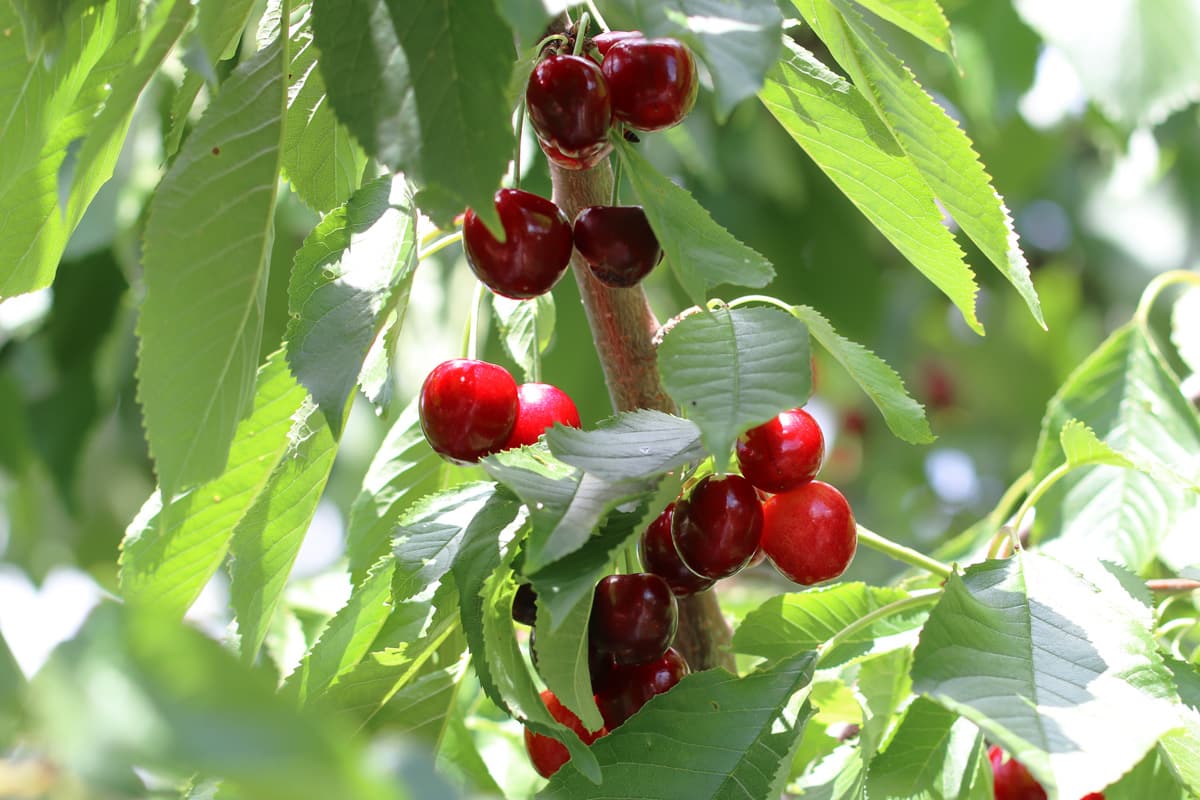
[461,27,697,300]
[988,746,1104,800]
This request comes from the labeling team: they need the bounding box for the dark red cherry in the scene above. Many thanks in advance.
[761,481,856,585]
[418,359,518,463]
[595,647,689,729]
[503,383,582,450]
[523,689,607,778]
[602,38,698,132]
[639,503,715,596]
[573,205,663,287]
[671,474,763,580]
[526,54,613,171]
[736,408,825,494]
[512,583,538,626]
[463,189,573,299]
[590,573,677,665]
[988,746,1047,800]
[592,30,642,57]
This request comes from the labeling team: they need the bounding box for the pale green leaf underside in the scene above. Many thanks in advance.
[546,409,705,482]
[849,0,952,55]
[761,40,981,333]
[911,553,1179,799]
[137,33,287,493]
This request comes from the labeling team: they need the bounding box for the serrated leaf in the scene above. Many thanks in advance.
[911,553,1180,799]
[617,142,774,303]
[1172,287,1200,375]
[606,0,784,119]
[311,0,514,230]
[137,31,288,494]
[849,0,952,55]
[793,740,867,800]
[1105,746,1189,800]
[493,0,572,49]
[733,583,925,668]
[1059,419,1134,469]
[540,651,817,798]
[760,40,981,333]
[358,306,402,410]
[799,0,1042,328]
[345,399,445,582]
[534,591,604,733]
[492,294,556,383]
[857,648,914,758]
[119,350,305,616]
[789,304,932,443]
[1013,0,1200,128]
[230,398,339,661]
[546,409,704,481]
[865,697,991,800]
[285,176,416,436]
[657,305,810,472]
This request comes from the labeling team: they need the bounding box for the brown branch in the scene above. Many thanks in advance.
[1147,578,1200,593]
[550,160,735,672]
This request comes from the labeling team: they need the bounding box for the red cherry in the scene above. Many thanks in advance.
[526,54,613,171]
[503,383,582,450]
[595,647,689,729]
[671,474,763,580]
[988,746,1047,800]
[761,481,856,585]
[418,359,518,463]
[590,573,678,665]
[463,189,573,299]
[592,30,642,56]
[573,205,663,288]
[601,38,698,132]
[523,689,606,778]
[736,408,825,493]
[639,503,715,596]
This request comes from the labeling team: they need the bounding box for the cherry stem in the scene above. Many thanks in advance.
[816,589,942,668]
[1148,578,1200,593]
[512,100,525,190]
[856,525,953,578]
[1007,462,1071,547]
[1134,269,1200,328]
[584,0,610,32]
[462,283,488,360]
[417,231,462,261]
[531,301,542,383]
[572,12,590,56]
[533,33,569,53]
[610,152,623,206]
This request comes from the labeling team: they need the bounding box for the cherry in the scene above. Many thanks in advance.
[589,573,678,665]
[639,503,715,596]
[504,383,582,450]
[592,30,641,57]
[418,359,518,463]
[463,189,573,299]
[595,647,689,729]
[526,54,613,171]
[988,746,1046,800]
[671,474,763,580]
[761,481,856,585]
[736,407,825,494]
[523,689,606,778]
[573,205,663,287]
[512,583,538,626]
[601,38,698,132]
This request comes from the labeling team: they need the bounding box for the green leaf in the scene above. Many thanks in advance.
[492,294,556,383]
[657,306,810,472]
[358,306,404,410]
[865,697,991,800]
[733,583,923,668]
[1059,419,1134,469]
[545,409,704,481]
[1172,287,1200,376]
[534,591,604,732]
[119,350,306,617]
[798,0,1042,328]
[0,628,23,746]
[311,0,514,230]
[346,399,446,582]
[137,31,288,494]
[789,304,932,443]
[1013,0,1200,127]
[617,142,774,303]
[606,0,784,119]
[279,7,367,212]
[230,400,340,661]
[849,0,953,55]
[493,0,571,49]
[760,40,981,334]
[1105,746,1189,800]
[285,177,417,436]
[857,649,914,758]
[284,559,397,705]
[911,553,1180,799]
[794,741,867,799]
[540,652,818,798]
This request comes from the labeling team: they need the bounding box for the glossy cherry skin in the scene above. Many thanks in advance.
[761,481,856,585]
[602,38,698,131]
[988,746,1047,800]
[594,647,689,729]
[523,689,607,778]
[527,54,613,171]
[418,359,518,463]
[573,205,663,287]
[639,503,715,596]
[512,583,538,626]
[671,474,763,580]
[463,189,573,299]
[592,30,642,56]
[590,573,678,665]
[504,383,582,450]
[736,407,825,494]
